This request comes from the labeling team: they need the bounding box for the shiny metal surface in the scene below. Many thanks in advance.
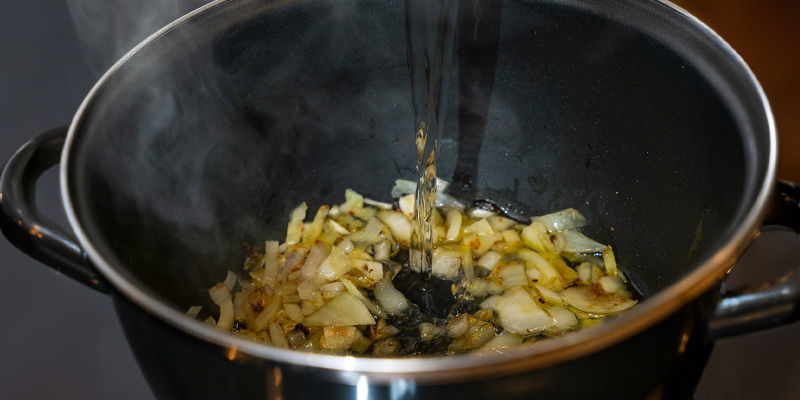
[58,0,777,382]
[2,0,800,398]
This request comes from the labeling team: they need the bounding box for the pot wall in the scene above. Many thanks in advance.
[115,287,716,399]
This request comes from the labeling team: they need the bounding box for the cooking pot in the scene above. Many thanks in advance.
[2,0,799,398]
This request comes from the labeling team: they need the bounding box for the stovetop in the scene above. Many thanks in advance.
[1,1,799,398]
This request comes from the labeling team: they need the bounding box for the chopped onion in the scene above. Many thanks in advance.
[390,179,417,198]
[419,322,444,341]
[301,241,330,280]
[377,210,411,245]
[464,219,495,236]
[303,293,376,326]
[488,216,516,231]
[222,271,238,292]
[185,305,202,319]
[320,326,360,351]
[521,222,553,253]
[351,259,384,281]
[480,331,523,353]
[480,286,554,335]
[561,230,605,254]
[318,246,351,281]
[445,208,462,242]
[431,248,462,279]
[269,321,289,349]
[320,281,345,295]
[373,240,391,261]
[518,249,563,289]
[534,284,563,305]
[339,189,364,213]
[285,202,308,245]
[261,240,280,286]
[501,229,521,244]
[373,278,409,315]
[398,194,415,219]
[468,208,496,219]
[494,263,527,290]
[284,303,304,322]
[476,251,503,271]
[208,283,234,331]
[602,246,619,277]
[341,278,385,317]
[561,284,637,314]
[531,208,588,232]
[327,219,350,235]
[347,217,385,245]
[544,305,579,333]
[302,205,330,244]
[576,262,593,283]
[336,238,354,254]
[598,275,624,293]
[364,197,393,210]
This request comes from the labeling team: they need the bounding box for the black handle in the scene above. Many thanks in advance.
[707,180,800,339]
[0,127,109,293]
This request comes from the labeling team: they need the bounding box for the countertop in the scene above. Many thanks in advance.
[1,1,799,399]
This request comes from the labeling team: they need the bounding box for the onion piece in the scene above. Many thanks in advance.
[373,240,391,261]
[518,249,563,289]
[488,216,516,231]
[285,202,308,246]
[351,259,384,282]
[494,263,527,290]
[373,278,409,315]
[339,189,364,213]
[284,303,304,322]
[431,248,462,279]
[561,230,605,254]
[341,278,385,317]
[480,286,555,335]
[347,217,385,245]
[302,205,330,244]
[318,246,351,281]
[521,221,554,253]
[480,331,523,353]
[377,210,412,245]
[476,251,503,271]
[303,293,376,326]
[261,240,280,287]
[531,208,588,232]
[208,283,234,331]
[364,197,393,210]
[398,194,415,219]
[300,241,330,280]
[185,305,202,319]
[269,321,289,349]
[598,275,624,293]
[501,229,521,244]
[468,208,496,219]
[602,246,619,277]
[327,219,350,235]
[464,219,495,236]
[544,305,579,333]
[445,208,462,242]
[222,271,238,292]
[561,284,637,314]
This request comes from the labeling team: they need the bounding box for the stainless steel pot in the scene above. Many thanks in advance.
[2,0,799,398]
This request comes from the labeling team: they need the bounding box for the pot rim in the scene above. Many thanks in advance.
[59,0,776,384]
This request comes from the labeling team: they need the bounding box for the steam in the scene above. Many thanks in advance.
[66,0,210,75]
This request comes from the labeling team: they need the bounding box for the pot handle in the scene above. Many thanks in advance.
[0,127,109,293]
[706,180,800,340]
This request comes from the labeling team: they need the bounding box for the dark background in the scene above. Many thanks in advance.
[1,1,798,399]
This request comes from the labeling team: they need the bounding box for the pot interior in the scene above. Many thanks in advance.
[67,0,770,333]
